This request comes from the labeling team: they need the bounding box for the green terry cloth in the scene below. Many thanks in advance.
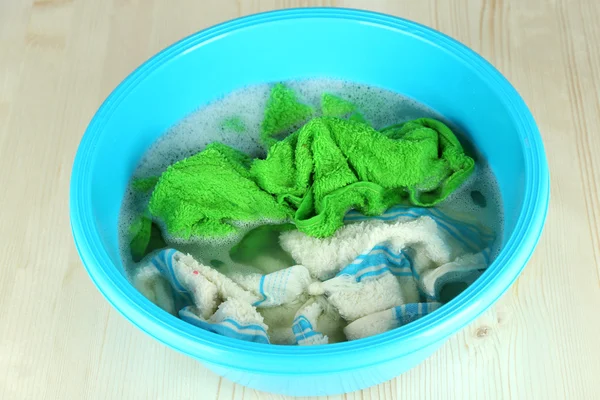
[251,116,474,237]
[321,93,366,123]
[146,86,474,240]
[131,176,159,193]
[322,93,356,116]
[261,83,314,147]
[129,215,167,262]
[148,142,291,239]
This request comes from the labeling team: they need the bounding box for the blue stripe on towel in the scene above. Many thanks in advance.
[253,275,267,307]
[337,245,413,282]
[292,314,326,344]
[393,302,442,326]
[344,205,495,253]
[179,307,270,344]
[151,249,193,303]
[252,266,296,307]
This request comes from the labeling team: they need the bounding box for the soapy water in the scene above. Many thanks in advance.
[119,78,504,278]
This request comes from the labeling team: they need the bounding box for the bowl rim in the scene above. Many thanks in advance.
[70,7,549,374]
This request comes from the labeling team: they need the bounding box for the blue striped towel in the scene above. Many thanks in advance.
[344,302,443,340]
[393,302,443,325]
[291,300,329,345]
[316,205,495,332]
[149,248,193,304]
[345,205,495,263]
[179,303,270,344]
[137,204,495,344]
[245,265,312,308]
[340,205,494,288]
[142,249,270,344]
[336,244,415,282]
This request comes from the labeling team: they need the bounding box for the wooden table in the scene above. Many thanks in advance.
[1,1,599,398]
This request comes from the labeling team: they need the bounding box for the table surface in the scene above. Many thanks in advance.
[1,0,599,399]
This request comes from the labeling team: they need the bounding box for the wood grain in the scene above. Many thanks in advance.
[1,0,599,399]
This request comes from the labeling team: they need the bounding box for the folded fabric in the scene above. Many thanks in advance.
[292,298,330,345]
[134,249,313,343]
[258,301,308,345]
[147,84,474,240]
[148,143,291,239]
[132,264,177,315]
[261,83,315,147]
[180,299,269,344]
[343,205,495,262]
[251,116,474,238]
[231,265,312,308]
[281,205,494,331]
[297,217,449,321]
[142,248,255,318]
[134,201,495,344]
[281,216,450,281]
[344,302,443,340]
[145,249,313,309]
[307,260,417,323]
[258,294,347,345]
[134,203,493,343]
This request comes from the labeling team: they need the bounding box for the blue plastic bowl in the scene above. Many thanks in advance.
[70,8,549,396]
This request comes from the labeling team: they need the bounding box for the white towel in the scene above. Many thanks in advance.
[230,265,313,307]
[282,217,451,321]
[134,204,494,344]
[292,298,330,345]
[174,251,260,306]
[280,216,451,281]
[258,300,307,345]
[180,298,270,344]
[136,249,267,342]
[132,264,177,315]
[133,249,313,343]
[141,249,256,319]
[307,273,409,322]
[280,206,495,338]
[344,302,443,340]
[420,251,489,300]
[344,205,495,263]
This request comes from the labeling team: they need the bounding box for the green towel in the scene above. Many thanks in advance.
[129,215,166,262]
[251,116,474,237]
[146,86,474,240]
[131,176,159,193]
[148,142,290,239]
[261,83,314,147]
[321,93,367,123]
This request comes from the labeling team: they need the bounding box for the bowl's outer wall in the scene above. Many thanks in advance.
[203,340,445,396]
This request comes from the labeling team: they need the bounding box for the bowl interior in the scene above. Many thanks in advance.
[87,15,526,274]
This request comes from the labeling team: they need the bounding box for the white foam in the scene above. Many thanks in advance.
[136,84,271,177]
